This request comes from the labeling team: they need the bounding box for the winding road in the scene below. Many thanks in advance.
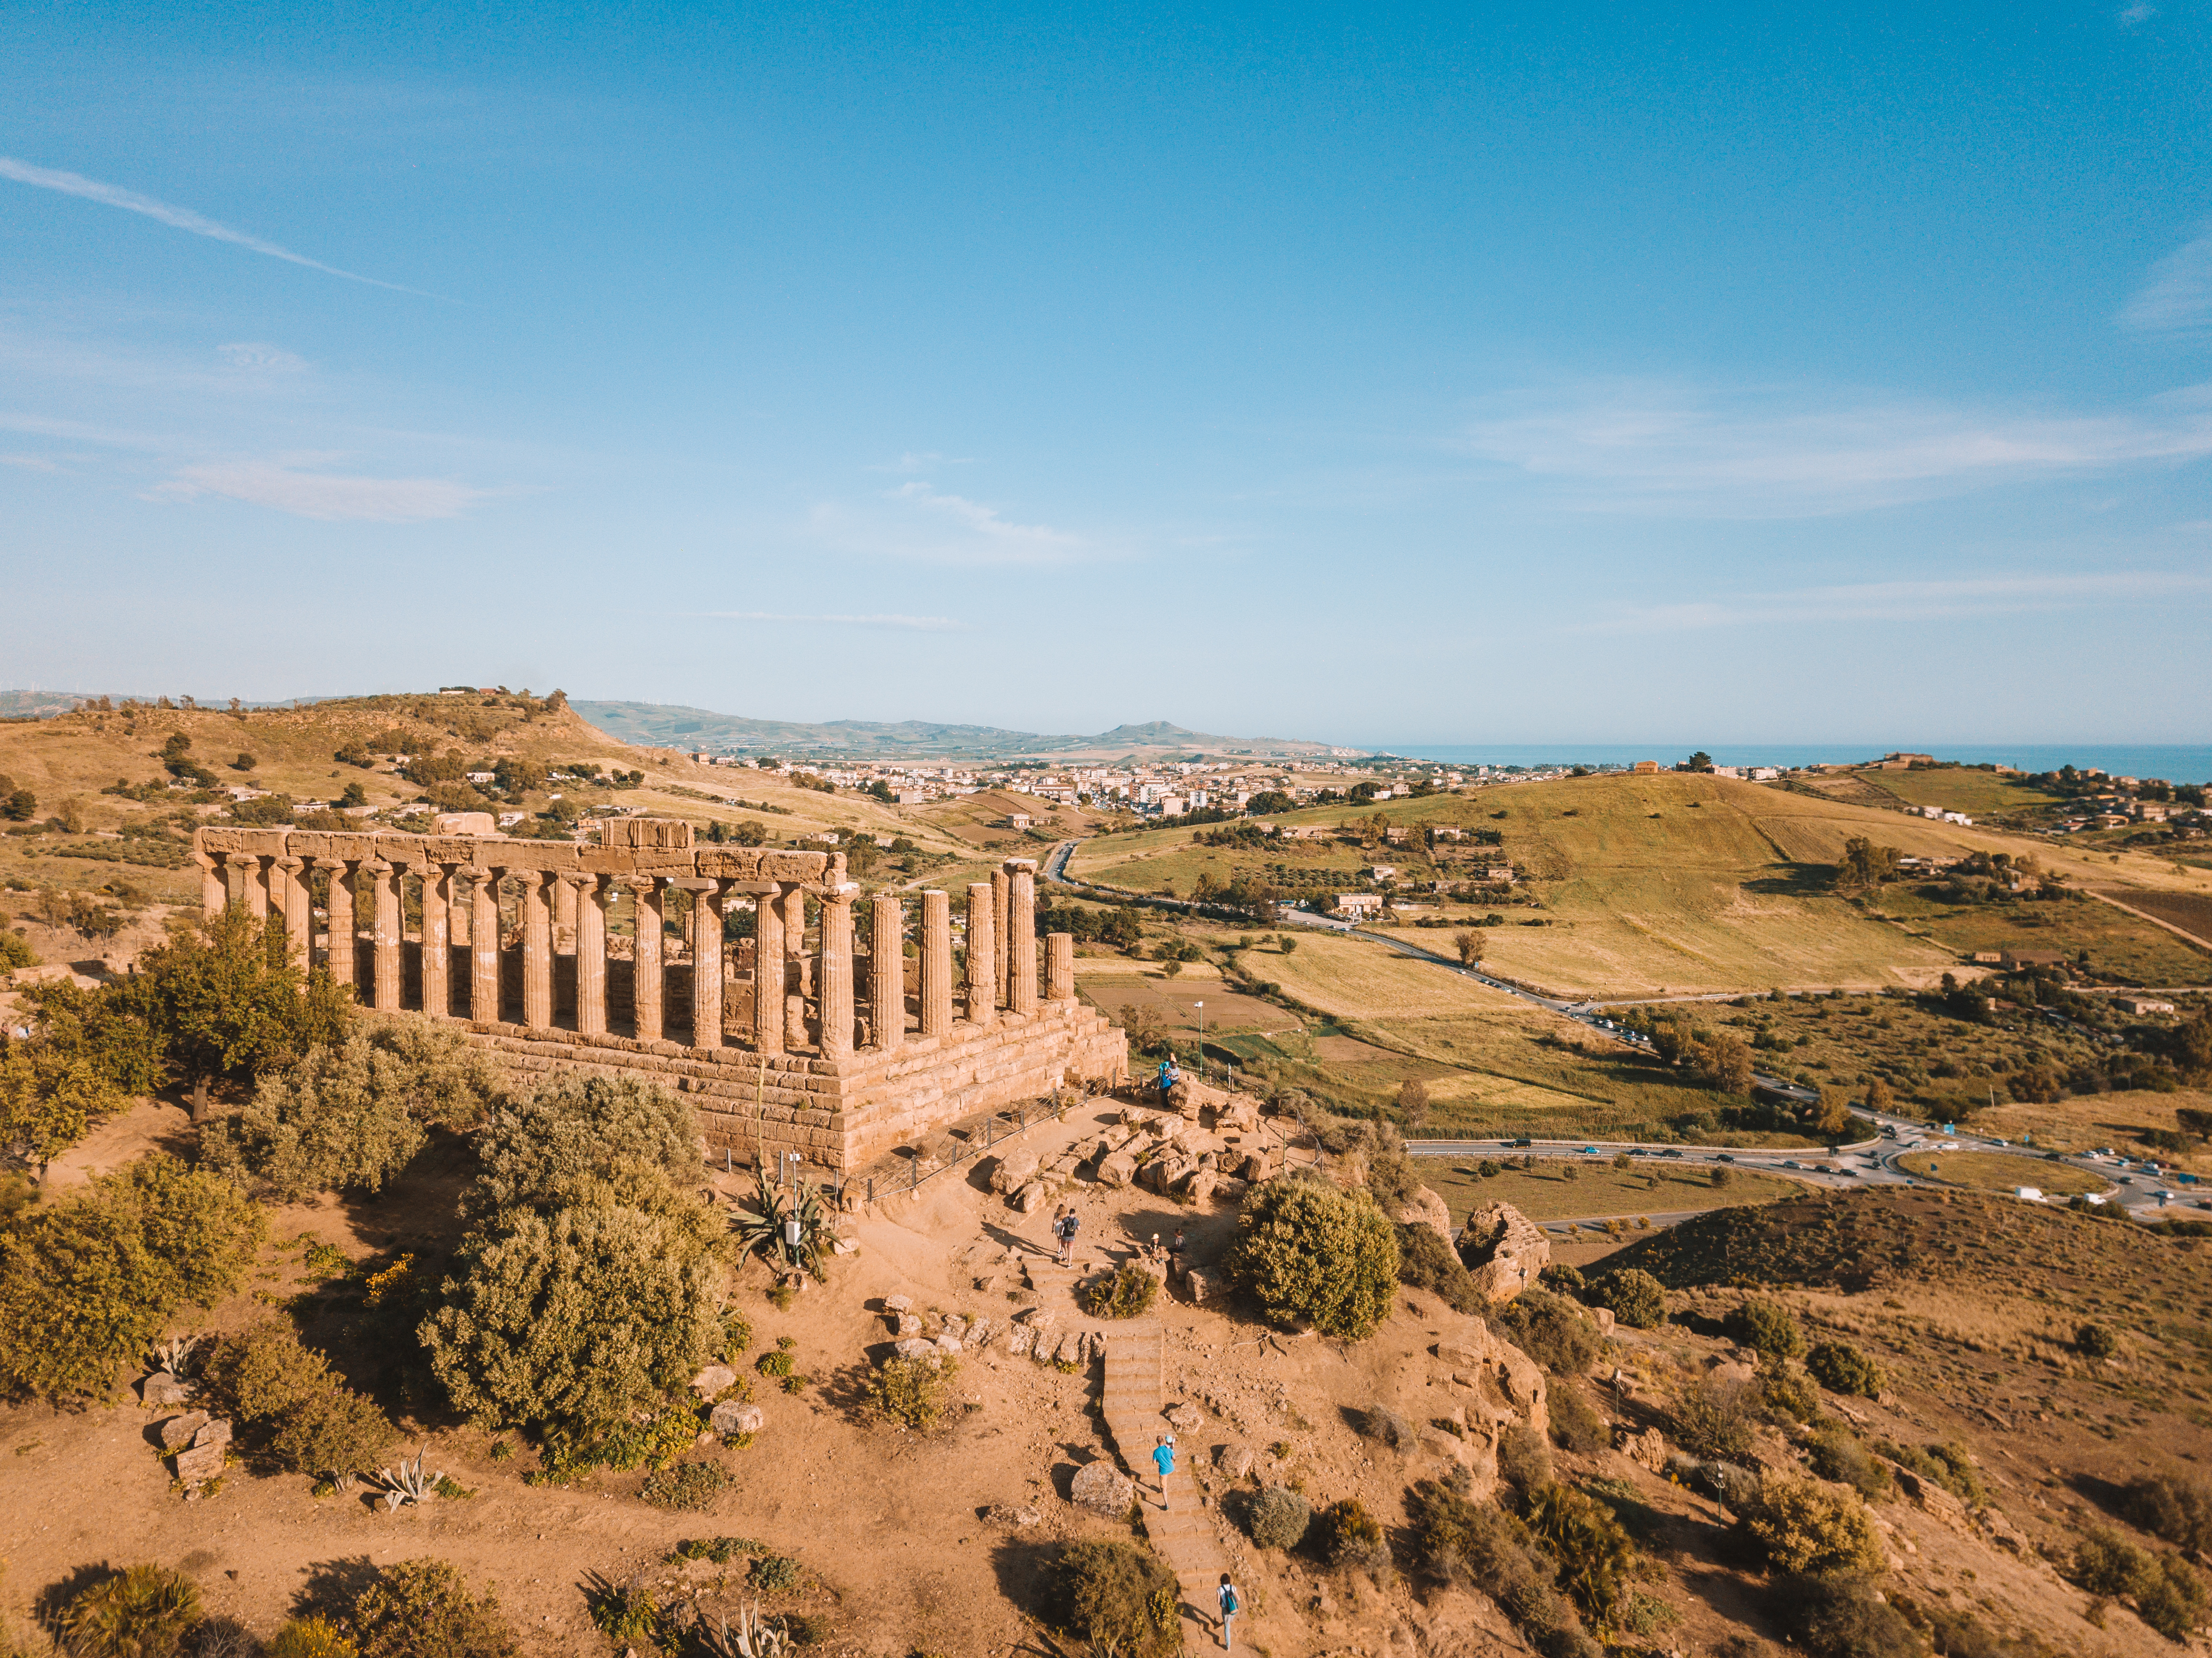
[1043,837,2200,1227]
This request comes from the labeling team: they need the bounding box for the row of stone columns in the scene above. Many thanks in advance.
[202,851,1069,1057]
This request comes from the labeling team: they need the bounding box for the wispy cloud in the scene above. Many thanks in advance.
[0,156,430,295]
[807,479,1093,564]
[218,341,310,374]
[699,611,967,631]
[1,454,61,472]
[2120,229,2212,335]
[148,459,489,521]
[1461,378,2212,517]
[2118,2,2157,25]
[1576,571,2212,633]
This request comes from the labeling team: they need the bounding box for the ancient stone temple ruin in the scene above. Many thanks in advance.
[190,820,1127,1176]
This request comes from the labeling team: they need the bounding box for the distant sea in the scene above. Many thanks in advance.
[1378,744,2212,785]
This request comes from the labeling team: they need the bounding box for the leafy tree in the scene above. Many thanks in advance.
[1724,1297,1805,1361]
[464,1072,700,1219]
[1831,837,1901,893]
[1592,1267,1665,1329]
[116,908,352,1120]
[201,1019,504,1200]
[1455,929,1484,966]
[1226,1174,1399,1339]
[337,781,369,809]
[0,1153,265,1398]
[1396,1077,1430,1128]
[1246,789,1295,815]
[0,974,162,1171]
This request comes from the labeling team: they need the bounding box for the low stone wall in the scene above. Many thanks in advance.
[456,999,1127,1175]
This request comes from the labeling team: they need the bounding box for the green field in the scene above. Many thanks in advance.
[1868,886,2209,985]
[1814,767,2065,818]
[1420,1158,1804,1222]
[1894,1150,2108,1196]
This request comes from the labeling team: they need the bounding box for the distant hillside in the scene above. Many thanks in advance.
[0,690,137,719]
[571,701,1355,760]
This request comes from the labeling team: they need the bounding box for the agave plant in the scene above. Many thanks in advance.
[376,1447,444,1513]
[729,1166,831,1282]
[699,1601,787,1658]
[149,1334,198,1376]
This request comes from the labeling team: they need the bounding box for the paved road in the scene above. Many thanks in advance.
[1046,838,2204,1225]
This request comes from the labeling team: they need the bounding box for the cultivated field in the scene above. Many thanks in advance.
[1420,1159,1804,1222]
[1805,766,2065,818]
[1869,886,2210,985]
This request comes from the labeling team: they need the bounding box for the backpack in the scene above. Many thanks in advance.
[1219,1585,1238,1615]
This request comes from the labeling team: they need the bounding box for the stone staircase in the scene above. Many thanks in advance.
[1098,1322,1231,1650]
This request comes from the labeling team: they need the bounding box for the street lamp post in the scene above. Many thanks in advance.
[1195,1000,1204,1079]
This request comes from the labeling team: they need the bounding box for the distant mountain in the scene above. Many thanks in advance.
[570,701,1355,760]
[0,690,135,719]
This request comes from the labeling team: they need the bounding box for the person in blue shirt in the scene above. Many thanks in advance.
[1151,1435,1176,1511]
[1158,1056,1181,1104]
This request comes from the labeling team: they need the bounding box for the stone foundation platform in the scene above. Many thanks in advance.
[457,997,1128,1175]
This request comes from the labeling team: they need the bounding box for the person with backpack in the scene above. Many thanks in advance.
[1158,1055,1181,1106]
[1057,1205,1080,1267]
[1151,1434,1176,1511]
[1216,1574,1239,1650]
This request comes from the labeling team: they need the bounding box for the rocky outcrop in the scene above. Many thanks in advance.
[1430,1313,1550,1492]
[1069,1459,1134,1516]
[1460,1201,1549,1303]
[1396,1184,1455,1245]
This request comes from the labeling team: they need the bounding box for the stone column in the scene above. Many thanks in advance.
[419,863,453,1017]
[868,894,904,1050]
[690,879,728,1050]
[820,885,855,1058]
[239,855,270,919]
[1007,859,1038,1016]
[367,858,402,1011]
[965,881,997,1026]
[326,861,359,993]
[631,875,665,1042]
[197,852,226,917]
[753,885,787,1053]
[221,854,249,912]
[919,889,952,1038]
[273,856,310,967]
[469,870,503,1022]
[991,866,1011,1007]
[516,870,553,1030]
[1046,932,1076,1000]
[576,875,609,1035]
[553,875,578,931]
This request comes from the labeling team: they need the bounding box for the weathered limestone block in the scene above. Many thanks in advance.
[1396,1184,1454,1245]
[191,1419,232,1452]
[1461,1201,1550,1303]
[1097,1149,1139,1188]
[1215,1443,1254,1479]
[692,1364,738,1398]
[1165,1402,1203,1431]
[989,1147,1040,1193]
[1178,1168,1217,1204]
[712,1400,765,1436]
[1622,1426,1669,1472]
[1896,1467,1969,1526]
[1238,1149,1278,1183]
[1013,1180,1049,1214]
[141,1373,190,1408]
[160,1411,210,1451]
[894,1338,938,1361]
[1210,1176,1248,1203]
[172,1441,225,1484]
[1428,1317,1549,1491]
[1069,1460,1134,1516]
[1185,1267,1218,1303]
[1008,1323,1036,1358]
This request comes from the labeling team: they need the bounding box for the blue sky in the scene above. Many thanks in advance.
[2,1,2208,745]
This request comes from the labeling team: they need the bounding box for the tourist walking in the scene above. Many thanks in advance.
[1056,1205,1080,1267]
[1216,1574,1239,1651]
[1157,1055,1180,1105]
[1152,1434,1176,1511]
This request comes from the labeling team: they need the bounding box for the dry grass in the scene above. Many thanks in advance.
[1420,1159,1804,1222]
[1250,932,1509,1019]
[1893,1149,2110,1196]
[1962,1087,2211,1175]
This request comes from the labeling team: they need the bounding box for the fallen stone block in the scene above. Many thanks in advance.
[894,1338,939,1361]
[191,1419,232,1452]
[989,1147,1041,1194]
[1013,1180,1049,1213]
[159,1411,210,1451]
[171,1441,225,1485]
[1215,1443,1254,1480]
[1069,1459,1134,1516]
[691,1364,738,1399]
[1096,1150,1139,1187]
[711,1400,764,1436]
[141,1373,190,1408]
[986,1502,1044,1527]
[1166,1402,1203,1431]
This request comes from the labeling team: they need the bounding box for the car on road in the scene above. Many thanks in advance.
[1660,1148,1683,1159]
[1716,1154,1735,1163]
[1783,1159,1803,1169]
[1580,1145,1600,1154]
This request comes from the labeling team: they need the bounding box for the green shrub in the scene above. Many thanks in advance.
[0,932,36,971]
[2076,1321,2119,1359]
[202,1319,395,1478]
[1494,1288,1601,1376]
[1591,1268,1665,1330]
[0,1152,264,1398]
[269,1618,360,1657]
[1323,1497,1391,1570]
[1548,1381,1608,1453]
[756,1348,793,1378]
[1407,1479,1597,1658]
[750,1555,801,1593]
[1397,1222,1484,1313]
[1498,1420,1554,1492]
[866,1354,956,1430]
[1671,1376,1757,1463]
[1241,1486,1312,1549]
[1525,1481,1638,1633]
[1805,1340,1885,1398]
[1773,1574,1921,1658]
[1082,1261,1160,1319]
[199,1020,503,1199]
[1042,1540,1180,1658]
[58,1565,202,1658]
[1878,1440,1988,1508]
[639,1460,731,1511]
[1759,1360,1822,1424]
[422,1201,724,1439]
[1806,1429,1891,1499]
[464,1073,702,1218]
[1738,1476,1885,1576]
[2070,1527,2209,1639]
[1358,1404,1413,1447]
[1227,1174,1399,1339]
[2123,1472,2212,1553]
[1724,1297,1804,1361]
[351,1559,518,1658]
